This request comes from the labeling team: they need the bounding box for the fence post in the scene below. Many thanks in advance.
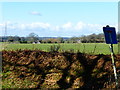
[109,44,118,89]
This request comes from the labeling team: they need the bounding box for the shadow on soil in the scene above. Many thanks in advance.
[2,50,120,89]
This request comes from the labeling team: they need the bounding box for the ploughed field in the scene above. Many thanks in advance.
[2,50,120,89]
[1,43,118,54]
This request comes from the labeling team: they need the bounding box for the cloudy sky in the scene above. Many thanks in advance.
[0,2,118,37]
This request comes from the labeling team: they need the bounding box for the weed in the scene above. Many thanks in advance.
[49,45,60,52]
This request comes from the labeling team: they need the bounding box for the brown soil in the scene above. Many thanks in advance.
[2,50,120,89]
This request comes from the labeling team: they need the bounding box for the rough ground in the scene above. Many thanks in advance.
[2,50,120,89]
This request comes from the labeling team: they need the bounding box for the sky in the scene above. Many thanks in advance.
[0,2,118,37]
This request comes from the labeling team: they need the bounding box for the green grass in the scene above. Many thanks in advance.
[2,71,37,89]
[1,43,118,54]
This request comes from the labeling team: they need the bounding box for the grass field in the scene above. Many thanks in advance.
[1,43,118,54]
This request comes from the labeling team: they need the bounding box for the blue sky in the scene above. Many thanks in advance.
[0,2,118,37]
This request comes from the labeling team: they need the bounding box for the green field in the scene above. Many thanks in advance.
[1,43,118,54]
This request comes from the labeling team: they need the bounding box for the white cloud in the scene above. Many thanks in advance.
[54,26,60,31]
[75,21,85,30]
[30,22,50,29]
[0,24,4,36]
[0,21,117,37]
[86,23,102,33]
[16,22,51,30]
[0,24,4,26]
[19,24,26,30]
[62,22,72,29]
[30,11,41,16]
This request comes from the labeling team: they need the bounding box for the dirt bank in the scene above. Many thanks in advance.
[2,50,120,89]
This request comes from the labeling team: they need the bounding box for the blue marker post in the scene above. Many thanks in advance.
[103,25,118,88]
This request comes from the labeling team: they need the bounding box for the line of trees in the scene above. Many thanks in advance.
[1,32,116,44]
[80,33,105,43]
[0,33,66,43]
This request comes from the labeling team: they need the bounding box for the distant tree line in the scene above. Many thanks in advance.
[0,33,67,44]
[80,33,105,43]
[1,32,119,44]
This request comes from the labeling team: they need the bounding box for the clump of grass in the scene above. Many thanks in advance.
[49,45,60,52]
[2,71,37,89]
